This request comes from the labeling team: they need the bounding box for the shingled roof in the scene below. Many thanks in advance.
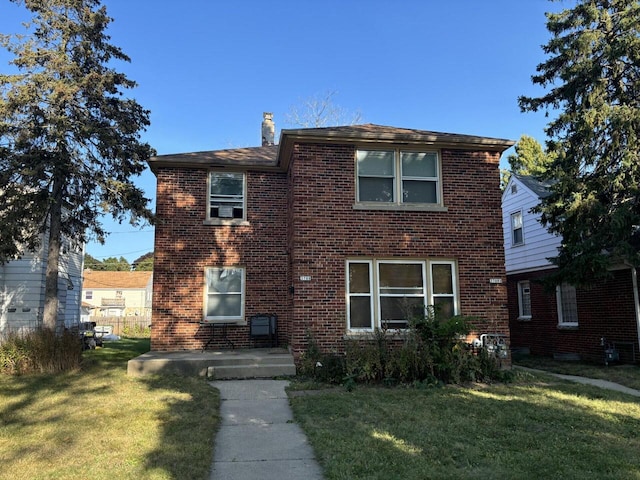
[83,270,152,290]
[147,123,515,173]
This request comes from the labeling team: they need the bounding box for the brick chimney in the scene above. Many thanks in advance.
[261,112,275,146]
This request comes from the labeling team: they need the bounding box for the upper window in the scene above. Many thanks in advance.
[209,172,245,221]
[204,267,245,322]
[85,290,93,300]
[557,283,578,326]
[356,149,439,205]
[347,259,457,331]
[517,280,531,319]
[511,211,524,246]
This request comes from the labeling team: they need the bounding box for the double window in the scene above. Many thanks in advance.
[203,267,245,322]
[356,149,440,205]
[557,282,578,327]
[347,259,457,331]
[209,172,245,221]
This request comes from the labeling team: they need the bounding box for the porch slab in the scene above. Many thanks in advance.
[126,348,296,379]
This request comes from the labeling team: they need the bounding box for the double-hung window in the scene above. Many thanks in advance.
[347,259,458,331]
[511,211,523,246]
[209,172,245,220]
[204,267,245,322]
[556,282,578,327]
[517,280,532,319]
[356,149,440,205]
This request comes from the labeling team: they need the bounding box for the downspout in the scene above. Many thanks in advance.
[631,267,640,355]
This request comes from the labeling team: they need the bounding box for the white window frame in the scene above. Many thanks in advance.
[511,210,524,246]
[517,280,532,320]
[556,283,578,327]
[355,149,442,208]
[376,260,427,330]
[207,171,247,223]
[346,259,458,332]
[203,267,246,323]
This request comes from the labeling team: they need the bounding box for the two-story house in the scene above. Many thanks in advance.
[148,115,514,360]
[503,173,640,363]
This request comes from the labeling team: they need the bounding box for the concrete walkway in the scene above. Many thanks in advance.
[209,379,324,480]
[516,366,640,397]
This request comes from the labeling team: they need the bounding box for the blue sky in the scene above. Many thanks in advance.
[1,0,567,263]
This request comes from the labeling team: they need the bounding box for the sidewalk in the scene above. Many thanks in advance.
[515,366,640,397]
[209,379,324,480]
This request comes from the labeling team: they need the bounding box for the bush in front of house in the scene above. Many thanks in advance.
[300,307,509,387]
[0,328,82,375]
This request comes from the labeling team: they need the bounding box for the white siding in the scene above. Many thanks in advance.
[0,234,84,334]
[502,176,561,274]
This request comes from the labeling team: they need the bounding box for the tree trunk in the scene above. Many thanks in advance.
[43,175,64,333]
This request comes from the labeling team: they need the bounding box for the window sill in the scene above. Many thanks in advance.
[201,320,246,326]
[353,203,448,213]
[557,323,578,331]
[517,316,532,322]
[203,219,250,227]
[343,330,409,340]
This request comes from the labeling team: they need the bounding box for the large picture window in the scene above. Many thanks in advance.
[347,259,458,331]
[356,149,440,205]
[204,267,245,322]
[209,172,245,220]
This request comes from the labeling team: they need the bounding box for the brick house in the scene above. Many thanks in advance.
[148,116,514,360]
[503,174,640,363]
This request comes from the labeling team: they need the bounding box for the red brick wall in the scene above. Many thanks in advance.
[151,168,289,350]
[287,143,509,359]
[508,268,639,363]
[151,141,510,357]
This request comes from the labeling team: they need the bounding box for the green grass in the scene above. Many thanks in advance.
[514,355,640,391]
[0,338,220,480]
[289,373,640,480]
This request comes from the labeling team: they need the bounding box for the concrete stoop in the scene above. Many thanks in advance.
[127,348,296,379]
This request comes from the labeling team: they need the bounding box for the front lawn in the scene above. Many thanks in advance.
[0,338,220,480]
[289,373,640,479]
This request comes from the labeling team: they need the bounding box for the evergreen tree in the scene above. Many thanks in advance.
[0,0,154,332]
[519,0,640,286]
[501,134,554,188]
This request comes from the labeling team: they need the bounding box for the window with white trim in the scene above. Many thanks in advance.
[204,267,245,322]
[511,211,523,246]
[517,280,531,319]
[208,172,245,220]
[85,290,93,300]
[556,282,578,326]
[356,149,440,205]
[347,259,458,331]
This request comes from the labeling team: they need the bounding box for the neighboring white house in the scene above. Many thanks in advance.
[0,236,84,334]
[502,173,560,275]
[82,270,152,319]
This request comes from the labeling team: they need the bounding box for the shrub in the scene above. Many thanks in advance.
[0,328,82,375]
[301,307,506,388]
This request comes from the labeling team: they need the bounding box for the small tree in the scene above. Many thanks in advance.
[501,135,554,188]
[284,90,362,128]
[518,0,640,286]
[0,0,154,332]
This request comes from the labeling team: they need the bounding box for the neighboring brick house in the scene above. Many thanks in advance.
[148,116,514,360]
[503,174,640,363]
[82,270,152,319]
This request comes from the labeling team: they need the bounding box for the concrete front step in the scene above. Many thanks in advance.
[127,348,296,379]
[208,363,297,380]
